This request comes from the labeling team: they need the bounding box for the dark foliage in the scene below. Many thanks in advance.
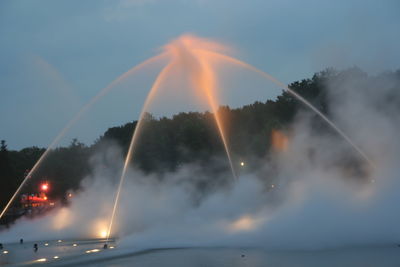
[1,68,399,215]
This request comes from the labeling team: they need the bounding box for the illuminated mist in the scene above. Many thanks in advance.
[2,35,395,254]
[104,35,373,240]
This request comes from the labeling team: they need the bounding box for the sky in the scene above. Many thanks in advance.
[1,0,399,149]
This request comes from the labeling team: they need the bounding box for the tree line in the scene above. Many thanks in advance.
[1,67,399,215]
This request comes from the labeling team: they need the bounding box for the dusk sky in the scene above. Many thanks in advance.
[1,0,399,149]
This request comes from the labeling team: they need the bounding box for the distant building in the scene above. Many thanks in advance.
[20,193,48,208]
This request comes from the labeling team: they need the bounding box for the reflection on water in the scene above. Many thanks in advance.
[2,243,400,266]
[0,239,114,266]
[74,246,400,267]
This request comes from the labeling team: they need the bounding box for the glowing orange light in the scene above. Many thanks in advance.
[229,215,259,232]
[271,130,289,152]
[99,230,107,238]
[41,184,49,191]
[43,196,48,200]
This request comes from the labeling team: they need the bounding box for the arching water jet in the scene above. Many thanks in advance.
[0,53,168,220]
[106,62,176,242]
[193,55,237,179]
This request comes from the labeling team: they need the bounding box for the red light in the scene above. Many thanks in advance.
[41,184,49,191]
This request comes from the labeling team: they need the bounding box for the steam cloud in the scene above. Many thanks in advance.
[1,69,400,251]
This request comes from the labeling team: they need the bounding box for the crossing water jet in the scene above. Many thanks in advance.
[105,37,241,240]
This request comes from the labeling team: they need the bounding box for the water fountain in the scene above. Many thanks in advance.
[0,35,374,249]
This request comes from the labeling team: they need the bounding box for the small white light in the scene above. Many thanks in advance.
[109,246,115,249]
[57,240,62,243]
[37,258,47,262]
[44,243,49,246]
[240,162,245,166]
[271,184,275,188]
[3,250,9,254]
[53,256,59,259]
[72,243,77,247]
[86,248,101,254]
